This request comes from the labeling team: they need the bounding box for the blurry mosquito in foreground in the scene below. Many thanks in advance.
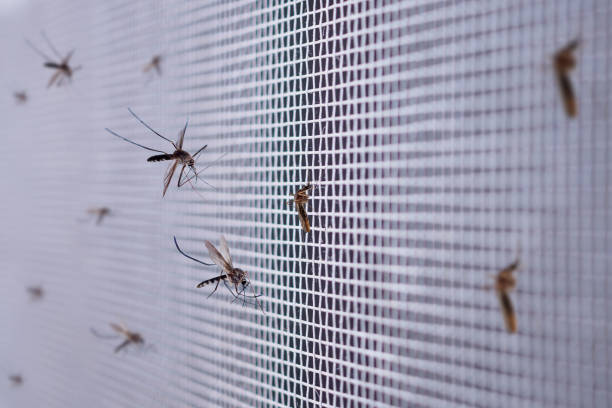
[143,55,162,76]
[287,183,314,232]
[26,286,44,301]
[85,207,111,225]
[174,236,264,312]
[91,323,150,353]
[492,257,520,333]
[9,374,23,386]
[105,108,214,197]
[25,32,81,88]
[13,91,27,104]
[553,39,579,117]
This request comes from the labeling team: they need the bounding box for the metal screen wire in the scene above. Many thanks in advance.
[1,1,611,407]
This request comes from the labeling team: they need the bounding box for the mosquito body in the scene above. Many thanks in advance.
[27,286,44,301]
[91,323,144,353]
[105,108,208,196]
[13,91,27,104]
[288,183,314,232]
[554,39,579,117]
[494,258,519,333]
[86,207,111,225]
[143,55,162,76]
[9,375,23,386]
[26,32,81,88]
[174,236,263,311]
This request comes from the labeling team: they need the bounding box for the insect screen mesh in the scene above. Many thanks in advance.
[1,1,611,407]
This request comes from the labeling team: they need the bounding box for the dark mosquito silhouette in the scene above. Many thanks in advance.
[25,32,81,88]
[493,258,519,333]
[86,207,111,225]
[91,323,146,353]
[287,183,314,232]
[143,55,162,76]
[9,374,23,386]
[105,108,211,196]
[174,236,264,312]
[554,39,579,117]
[26,286,44,301]
[13,91,27,104]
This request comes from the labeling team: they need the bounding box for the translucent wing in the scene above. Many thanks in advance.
[110,323,127,335]
[205,240,232,273]
[219,235,233,268]
[557,73,577,117]
[296,203,311,232]
[496,290,517,333]
[176,120,188,149]
[162,161,179,197]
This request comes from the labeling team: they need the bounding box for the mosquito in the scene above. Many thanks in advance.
[91,323,146,353]
[105,108,210,196]
[9,374,23,386]
[493,257,519,333]
[174,236,264,311]
[13,91,27,104]
[143,55,162,76]
[86,207,111,225]
[287,183,314,232]
[27,286,44,301]
[554,39,579,117]
[25,32,81,88]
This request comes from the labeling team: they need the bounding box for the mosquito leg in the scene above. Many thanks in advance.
[207,279,221,298]
[127,108,176,148]
[177,164,186,187]
[41,31,63,60]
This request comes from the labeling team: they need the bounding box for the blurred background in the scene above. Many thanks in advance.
[1,0,612,407]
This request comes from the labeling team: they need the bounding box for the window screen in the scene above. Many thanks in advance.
[1,1,611,407]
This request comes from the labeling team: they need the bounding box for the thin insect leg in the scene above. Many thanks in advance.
[250,283,264,313]
[127,108,176,148]
[25,38,54,61]
[183,152,229,184]
[184,173,208,200]
[192,145,208,160]
[173,236,214,266]
[105,128,167,154]
[41,31,63,60]
[176,164,186,187]
[90,328,120,340]
[207,279,222,298]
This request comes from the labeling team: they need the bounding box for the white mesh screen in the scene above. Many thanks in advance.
[1,1,612,407]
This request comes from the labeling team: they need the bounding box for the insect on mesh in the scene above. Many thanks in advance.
[0,1,611,407]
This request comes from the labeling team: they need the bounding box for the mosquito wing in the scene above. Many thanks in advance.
[162,160,179,197]
[496,290,517,333]
[176,120,188,150]
[296,203,311,232]
[205,240,232,273]
[219,235,233,268]
[110,323,128,335]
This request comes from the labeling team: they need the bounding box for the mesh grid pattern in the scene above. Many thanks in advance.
[1,1,612,407]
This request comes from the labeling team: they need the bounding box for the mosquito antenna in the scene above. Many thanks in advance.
[105,128,167,154]
[127,108,176,148]
[173,236,214,266]
[40,31,62,60]
[25,38,53,62]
